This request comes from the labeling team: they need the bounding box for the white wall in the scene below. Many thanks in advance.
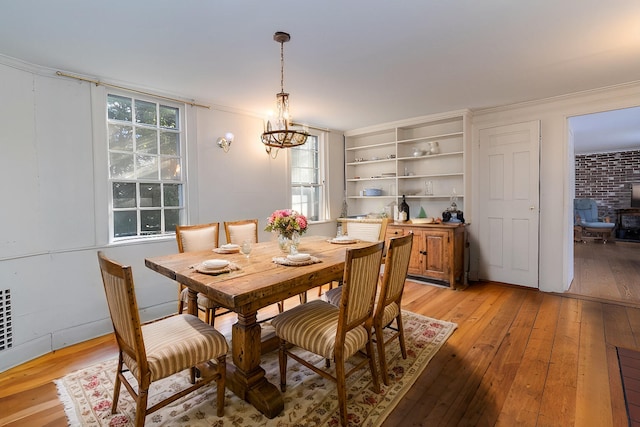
[470,82,640,293]
[4,51,639,372]
[0,57,344,372]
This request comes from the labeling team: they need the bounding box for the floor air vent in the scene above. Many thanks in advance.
[0,289,12,350]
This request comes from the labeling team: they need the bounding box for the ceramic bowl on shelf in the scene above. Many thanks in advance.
[363,188,383,196]
[411,217,435,224]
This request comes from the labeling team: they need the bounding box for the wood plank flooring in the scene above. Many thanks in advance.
[1,244,639,426]
[569,240,640,305]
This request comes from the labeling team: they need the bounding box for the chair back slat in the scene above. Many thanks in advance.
[176,223,219,252]
[378,233,413,310]
[97,251,147,373]
[224,219,258,244]
[339,242,384,331]
[344,218,389,242]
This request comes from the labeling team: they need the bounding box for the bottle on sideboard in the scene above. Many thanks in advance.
[399,195,410,222]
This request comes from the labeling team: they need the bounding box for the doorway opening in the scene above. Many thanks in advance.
[567,106,640,304]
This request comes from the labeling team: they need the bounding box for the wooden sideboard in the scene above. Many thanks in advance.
[385,222,466,289]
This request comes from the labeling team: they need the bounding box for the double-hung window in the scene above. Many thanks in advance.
[107,93,185,240]
[290,134,325,221]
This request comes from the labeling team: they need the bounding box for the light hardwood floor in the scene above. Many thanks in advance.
[1,249,639,426]
[568,240,640,306]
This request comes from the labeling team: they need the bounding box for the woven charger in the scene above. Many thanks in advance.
[327,238,358,244]
[272,256,321,266]
[194,261,241,275]
[213,247,240,254]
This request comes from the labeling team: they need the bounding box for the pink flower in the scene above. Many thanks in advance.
[264,209,308,238]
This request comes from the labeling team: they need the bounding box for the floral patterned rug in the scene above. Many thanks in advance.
[55,311,456,426]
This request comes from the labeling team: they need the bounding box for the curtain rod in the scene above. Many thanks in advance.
[290,121,331,132]
[56,71,211,109]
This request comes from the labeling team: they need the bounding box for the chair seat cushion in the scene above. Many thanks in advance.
[272,300,368,360]
[180,287,218,309]
[380,301,400,327]
[322,286,343,306]
[580,221,615,230]
[323,286,399,328]
[123,314,228,382]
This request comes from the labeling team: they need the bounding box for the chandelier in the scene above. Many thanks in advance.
[261,31,308,158]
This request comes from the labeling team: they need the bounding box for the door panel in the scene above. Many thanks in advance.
[424,231,447,280]
[479,121,540,287]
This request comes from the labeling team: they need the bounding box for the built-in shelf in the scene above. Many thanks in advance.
[344,110,469,219]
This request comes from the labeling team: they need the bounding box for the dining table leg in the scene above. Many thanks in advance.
[226,311,284,418]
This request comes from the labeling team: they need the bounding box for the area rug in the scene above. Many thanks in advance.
[55,311,456,426]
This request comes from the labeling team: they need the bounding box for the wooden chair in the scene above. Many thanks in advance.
[176,223,230,325]
[224,219,258,244]
[342,218,389,242]
[322,233,413,385]
[97,251,228,426]
[272,242,384,426]
[319,218,389,297]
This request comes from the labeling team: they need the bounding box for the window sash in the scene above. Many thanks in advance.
[107,93,185,241]
[290,135,325,221]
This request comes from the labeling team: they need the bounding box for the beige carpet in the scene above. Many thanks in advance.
[56,310,456,426]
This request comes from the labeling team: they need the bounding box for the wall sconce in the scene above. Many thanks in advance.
[216,132,234,153]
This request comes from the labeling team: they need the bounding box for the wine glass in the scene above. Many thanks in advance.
[240,240,252,259]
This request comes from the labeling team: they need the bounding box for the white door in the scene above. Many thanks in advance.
[478,121,540,287]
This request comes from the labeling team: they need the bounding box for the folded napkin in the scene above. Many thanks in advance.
[272,256,322,266]
[213,247,240,254]
[193,261,241,275]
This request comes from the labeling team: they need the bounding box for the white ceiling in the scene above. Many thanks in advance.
[2,1,640,151]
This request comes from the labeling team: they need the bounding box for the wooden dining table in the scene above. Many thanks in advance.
[145,235,371,418]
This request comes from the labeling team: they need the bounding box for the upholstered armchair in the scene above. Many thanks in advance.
[574,198,615,243]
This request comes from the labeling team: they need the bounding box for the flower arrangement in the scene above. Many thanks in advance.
[265,209,308,239]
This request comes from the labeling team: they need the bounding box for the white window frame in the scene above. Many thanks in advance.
[106,91,187,242]
[289,133,328,222]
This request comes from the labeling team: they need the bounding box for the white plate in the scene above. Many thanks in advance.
[220,243,240,250]
[287,253,311,262]
[202,259,229,269]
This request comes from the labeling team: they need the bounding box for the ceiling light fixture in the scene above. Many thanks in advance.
[261,31,308,159]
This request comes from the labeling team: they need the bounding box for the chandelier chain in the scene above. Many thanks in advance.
[280,40,285,94]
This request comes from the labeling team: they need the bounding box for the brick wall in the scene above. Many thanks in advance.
[575,149,640,219]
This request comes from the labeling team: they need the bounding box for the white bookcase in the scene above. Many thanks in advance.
[344,110,470,220]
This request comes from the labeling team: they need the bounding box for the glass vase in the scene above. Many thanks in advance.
[290,231,300,254]
[278,232,300,254]
[278,234,291,253]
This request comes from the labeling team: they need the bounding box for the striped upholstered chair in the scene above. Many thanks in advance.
[97,251,228,426]
[176,223,230,325]
[272,242,384,426]
[324,233,413,385]
[318,218,389,296]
